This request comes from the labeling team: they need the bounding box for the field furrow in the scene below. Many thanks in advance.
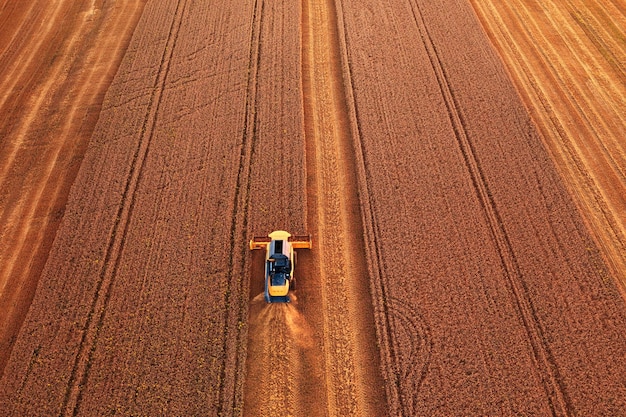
[302,0,387,413]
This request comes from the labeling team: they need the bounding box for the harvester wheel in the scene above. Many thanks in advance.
[291,251,297,290]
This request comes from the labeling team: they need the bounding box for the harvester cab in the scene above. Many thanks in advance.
[249,230,312,303]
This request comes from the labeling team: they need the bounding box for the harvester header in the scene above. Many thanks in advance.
[249,230,312,250]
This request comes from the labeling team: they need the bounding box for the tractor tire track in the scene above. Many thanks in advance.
[218,0,264,414]
[244,0,387,414]
[407,1,571,415]
[331,0,406,413]
[241,0,324,413]
[58,1,190,415]
[336,0,626,413]
[303,0,388,414]
[386,298,432,417]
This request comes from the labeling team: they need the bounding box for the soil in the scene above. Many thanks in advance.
[0,0,625,416]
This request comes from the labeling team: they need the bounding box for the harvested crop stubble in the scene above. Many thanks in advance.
[337,0,626,414]
[0,0,147,373]
[2,0,625,414]
[469,0,626,289]
[0,0,257,415]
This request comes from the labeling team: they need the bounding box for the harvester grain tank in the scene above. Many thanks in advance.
[249,230,312,303]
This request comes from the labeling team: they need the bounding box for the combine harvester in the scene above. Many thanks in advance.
[249,231,312,303]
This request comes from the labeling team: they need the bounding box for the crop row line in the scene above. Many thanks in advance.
[57,1,190,415]
[216,0,264,415]
[331,0,406,414]
[407,1,572,415]
[564,0,625,93]
[301,0,391,413]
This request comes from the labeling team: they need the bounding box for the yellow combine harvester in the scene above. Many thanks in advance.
[249,230,312,303]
